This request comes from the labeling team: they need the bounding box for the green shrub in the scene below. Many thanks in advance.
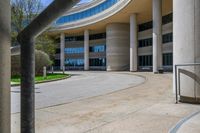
[35,50,52,75]
[11,50,52,76]
[11,54,21,76]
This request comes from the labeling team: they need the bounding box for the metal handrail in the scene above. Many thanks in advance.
[17,0,80,132]
[175,63,200,103]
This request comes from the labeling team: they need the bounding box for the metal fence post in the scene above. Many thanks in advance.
[175,65,178,104]
[178,69,181,96]
[20,38,35,133]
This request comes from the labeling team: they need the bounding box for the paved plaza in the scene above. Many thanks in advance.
[11,71,145,113]
[12,72,200,133]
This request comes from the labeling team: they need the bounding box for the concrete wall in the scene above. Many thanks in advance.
[0,0,11,132]
[106,23,130,71]
[173,0,200,103]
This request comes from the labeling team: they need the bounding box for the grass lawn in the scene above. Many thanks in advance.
[11,73,70,85]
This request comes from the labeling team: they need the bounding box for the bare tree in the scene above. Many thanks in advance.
[11,0,42,45]
[11,0,57,62]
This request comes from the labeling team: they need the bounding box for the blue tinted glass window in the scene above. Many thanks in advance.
[89,33,106,40]
[163,53,173,66]
[139,55,152,66]
[138,38,152,47]
[162,13,173,25]
[56,0,119,25]
[65,47,84,54]
[89,58,106,66]
[89,45,106,52]
[162,33,173,43]
[65,59,84,66]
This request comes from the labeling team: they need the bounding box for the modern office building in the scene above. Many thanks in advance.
[48,0,200,103]
[49,0,173,72]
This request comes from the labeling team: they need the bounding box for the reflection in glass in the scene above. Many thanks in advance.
[65,47,84,54]
[56,0,119,25]
[89,58,106,66]
[65,59,84,66]
[89,45,106,52]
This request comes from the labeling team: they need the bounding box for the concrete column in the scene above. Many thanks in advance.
[0,0,11,132]
[174,0,200,103]
[153,0,162,73]
[106,23,130,71]
[84,30,89,70]
[130,14,138,72]
[60,33,65,70]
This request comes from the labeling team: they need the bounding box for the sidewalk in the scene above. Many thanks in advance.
[12,72,200,133]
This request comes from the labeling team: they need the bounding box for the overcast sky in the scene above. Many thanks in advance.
[41,0,93,6]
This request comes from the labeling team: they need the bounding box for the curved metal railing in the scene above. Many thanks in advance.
[174,63,200,103]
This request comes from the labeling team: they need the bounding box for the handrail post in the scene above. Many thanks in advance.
[20,38,35,133]
[175,65,178,104]
[174,63,200,104]
[17,0,80,132]
[178,68,181,96]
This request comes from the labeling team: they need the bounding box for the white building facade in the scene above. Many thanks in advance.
[49,0,200,103]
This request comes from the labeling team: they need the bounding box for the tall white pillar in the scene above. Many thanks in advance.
[174,0,200,103]
[153,0,162,73]
[130,14,138,72]
[84,30,89,70]
[0,0,11,132]
[60,33,65,70]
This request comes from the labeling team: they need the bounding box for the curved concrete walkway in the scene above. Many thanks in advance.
[12,72,200,133]
[11,71,145,113]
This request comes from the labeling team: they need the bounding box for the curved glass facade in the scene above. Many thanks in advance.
[89,45,106,52]
[56,0,119,25]
[65,47,84,54]
[138,13,173,32]
[65,59,84,66]
[90,58,106,66]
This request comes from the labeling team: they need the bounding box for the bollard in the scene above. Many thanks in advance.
[51,66,54,74]
[43,66,47,78]
[62,66,65,74]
